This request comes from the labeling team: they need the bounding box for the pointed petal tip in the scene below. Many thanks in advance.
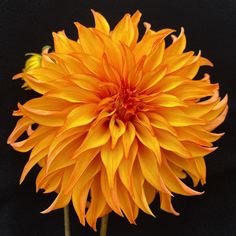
[174,211,180,216]
[197,190,205,196]
[40,209,49,214]
[12,73,22,80]
[19,172,26,185]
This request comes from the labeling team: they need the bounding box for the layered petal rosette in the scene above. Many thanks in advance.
[8,10,228,230]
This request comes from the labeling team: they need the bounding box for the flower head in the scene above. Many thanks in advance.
[8,10,228,230]
[21,46,50,89]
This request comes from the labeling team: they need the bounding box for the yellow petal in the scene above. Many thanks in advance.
[86,177,108,231]
[37,170,62,193]
[122,121,136,158]
[65,148,100,193]
[46,133,83,171]
[91,10,110,35]
[205,105,228,131]
[164,27,186,58]
[7,117,33,145]
[73,120,110,157]
[194,157,206,185]
[20,147,48,184]
[160,192,180,216]
[137,65,167,92]
[172,51,201,79]
[95,30,123,73]
[75,22,104,58]
[111,14,135,46]
[164,51,194,73]
[148,112,177,136]
[143,40,165,72]
[130,161,155,216]
[72,179,93,226]
[156,129,191,158]
[53,31,83,54]
[101,140,124,188]
[116,176,137,224]
[165,150,200,186]
[63,104,97,131]
[100,168,123,216]
[69,73,102,92]
[41,192,71,214]
[47,86,100,103]
[11,126,54,152]
[156,75,186,92]
[46,141,77,175]
[130,10,142,48]
[138,144,172,195]
[160,157,202,196]
[151,93,187,107]
[134,121,161,163]
[109,117,126,149]
[143,181,156,204]
[158,107,205,127]
[134,28,174,62]
[118,139,138,195]
[181,141,217,158]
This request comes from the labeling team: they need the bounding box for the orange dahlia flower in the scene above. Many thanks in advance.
[8,10,228,230]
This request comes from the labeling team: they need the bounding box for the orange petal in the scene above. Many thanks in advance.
[164,27,186,58]
[109,117,126,149]
[101,140,124,188]
[111,14,135,47]
[46,86,101,103]
[20,147,48,184]
[41,192,71,214]
[72,179,93,226]
[73,120,110,157]
[158,107,205,127]
[151,93,187,108]
[164,52,194,73]
[138,144,172,195]
[100,168,123,216]
[156,129,191,158]
[134,28,174,62]
[160,192,180,216]
[65,148,100,193]
[160,157,203,196]
[165,151,200,186]
[122,121,136,158]
[86,177,108,231]
[52,31,83,54]
[118,139,138,195]
[143,40,165,72]
[116,177,137,224]
[194,157,206,185]
[181,141,217,158]
[7,117,33,144]
[134,121,161,163]
[138,65,167,91]
[130,161,155,216]
[11,126,54,152]
[62,104,97,131]
[148,112,177,136]
[75,22,104,58]
[91,9,110,35]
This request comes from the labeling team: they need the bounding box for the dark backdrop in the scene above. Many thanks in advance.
[0,0,236,235]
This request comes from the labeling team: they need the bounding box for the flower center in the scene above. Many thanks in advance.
[114,85,141,121]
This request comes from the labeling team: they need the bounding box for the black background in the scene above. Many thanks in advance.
[0,0,236,235]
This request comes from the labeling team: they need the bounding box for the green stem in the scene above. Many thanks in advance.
[100,214,109,236]
[64,205,71,236]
